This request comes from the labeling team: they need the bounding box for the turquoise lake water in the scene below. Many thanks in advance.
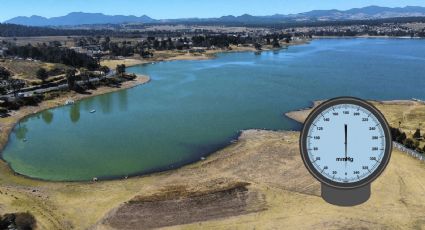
[2,38,425,181]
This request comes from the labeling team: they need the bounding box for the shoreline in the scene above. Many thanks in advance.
[313,35,425,39]
[101,38,311,68]
[284,99,423,124]
[0,39,309,182]
[99,35,425,70]
[0,38,419,183]
[0,75,150,156]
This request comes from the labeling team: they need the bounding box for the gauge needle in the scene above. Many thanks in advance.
[344,124,348,159]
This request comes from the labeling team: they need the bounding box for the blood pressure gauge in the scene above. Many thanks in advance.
[300,97,392,206]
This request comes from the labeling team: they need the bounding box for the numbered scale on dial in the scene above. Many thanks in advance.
[300,97,392,206]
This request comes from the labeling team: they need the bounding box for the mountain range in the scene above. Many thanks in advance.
[4,6,425,26]
[5,12,155,26]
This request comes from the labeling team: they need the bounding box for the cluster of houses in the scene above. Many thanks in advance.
[70,45,107,57]
[283,23,425,37]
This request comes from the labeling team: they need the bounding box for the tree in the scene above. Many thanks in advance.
[153,39,160,50]
[415,141,420,151]
[80,68,90,86]
[10,79,25,97]
[404,138,419,150]
[6,43,99,70]
[396,132,407,143]
[140,50,153,58]
[391,127,401,141]
[404,138,415,149]
[413,129,421,139]
[254,43,262,50]
[36,68,49,83]
[66,69,77,90]
[272,37,281,48]
[0,86,7,95]
[285,37,291,43]
[0,212,36,230]
[116,64,126,76]
[100,66,110,75]
[0,67,11,80]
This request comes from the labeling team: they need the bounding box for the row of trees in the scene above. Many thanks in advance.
[0,67,25,96]
[191,34,284,48]
[73,33,292,58]
[391,127,425,153]
[0,23,144,37]
[4,43,99,70]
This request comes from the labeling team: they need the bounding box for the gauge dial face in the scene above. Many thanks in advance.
[300,97,392,189]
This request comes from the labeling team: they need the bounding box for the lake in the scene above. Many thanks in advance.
[2,38,425,181]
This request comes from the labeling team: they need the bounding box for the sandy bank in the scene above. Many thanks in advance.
[100,59,148,69]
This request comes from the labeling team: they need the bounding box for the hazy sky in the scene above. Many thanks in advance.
[1,0,425,22]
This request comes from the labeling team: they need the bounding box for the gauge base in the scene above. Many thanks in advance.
[321,183,370,206]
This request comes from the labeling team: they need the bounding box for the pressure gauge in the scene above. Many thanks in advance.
[300,97,392,206]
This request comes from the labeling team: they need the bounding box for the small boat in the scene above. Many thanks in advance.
[90,109,96,113]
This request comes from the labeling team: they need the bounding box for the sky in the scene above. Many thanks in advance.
[1,0,425,22]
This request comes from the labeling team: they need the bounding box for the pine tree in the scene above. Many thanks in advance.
[36,68,49,83]
[413,129,421,139]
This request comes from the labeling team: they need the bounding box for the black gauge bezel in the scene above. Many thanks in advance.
[299,97,392,189]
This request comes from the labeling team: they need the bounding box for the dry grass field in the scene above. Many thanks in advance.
[0,100,424,229]
[0,36,77,47]
[286,100,425,149]
[0,59,69,82]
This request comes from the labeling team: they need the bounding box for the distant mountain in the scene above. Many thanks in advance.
[4,6,425,26]
[5,12,156,26]
[299,6,425,21]
[158,5,425,24]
